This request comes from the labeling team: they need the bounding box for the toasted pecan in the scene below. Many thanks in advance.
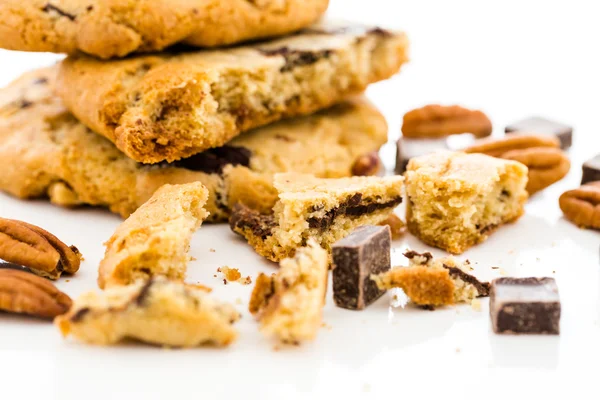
[0,269,72,319]
[352,152,382,176]
[502,147,571,195]
[379,214,406,239]
[559,182,600,229]
[402,104,492,139]
[0,218,81,280]
[463,134,559,157]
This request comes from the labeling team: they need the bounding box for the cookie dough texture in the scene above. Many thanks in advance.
[98,182,209,289]
[56,277,240,347]
[230,173,404,262]
[0,67,387,221]
[0,0,329,59]
[405,151,528,254]
[56,22,409,163]
[249,239,328,343]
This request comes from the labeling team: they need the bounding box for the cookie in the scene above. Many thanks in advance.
[249,239,328,344]
[0,67,388,221]
[55,277,240,347]
[0,0,329,59]
[230,173,404,262]
[56,22,409,163]
[405,151,528,254]
[98,182,209,289]
[372,251,490,308]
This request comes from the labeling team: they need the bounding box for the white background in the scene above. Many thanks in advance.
[1,1,599,398]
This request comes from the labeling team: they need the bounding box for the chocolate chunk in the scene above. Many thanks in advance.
[395,137,449,174]
[70,307,91,322]
[581,154,600,185]
[173,145,251,174]
[42,4,76,21]
[505,117,572,149]
[260,47,333,73]
[33,77,49,85]
[229,203,276,240]
[443,264,490,297]
[332,225,391,310]
[403,250,433,263]
[135,279,155,306]
[490,277,560,335]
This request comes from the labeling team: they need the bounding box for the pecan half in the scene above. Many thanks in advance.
[379,214,406,239]
[559,182,600,229]
[402,104,492,139]
[502,147,571,195]
[0,218,81,280]
[464,135,569,194]
[0,269,72,319]
[351,152,382,176]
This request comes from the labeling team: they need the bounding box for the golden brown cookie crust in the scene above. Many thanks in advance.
[57,23,408,163]
[98,182,209,289]
[0,0,329,59]
[0,67,387,221]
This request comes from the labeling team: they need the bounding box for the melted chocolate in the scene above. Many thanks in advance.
[42,4,76,21]
[173,145,251,174]
[443,264,490,297]
[230,204,276,239]
[260,47,333,73]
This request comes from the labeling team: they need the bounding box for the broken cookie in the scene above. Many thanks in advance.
[371,251,490,308]
[405,151,528,254]
[249,239,328,344]
[98,182,209,289]
[230,173,403,262]
[56,276,240,347]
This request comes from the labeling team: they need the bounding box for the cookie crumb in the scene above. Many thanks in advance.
[65,279,70,283]
[223,279,227,285]
[209,248,216,253]
[190,256,197,261]
[219,266,252,285]
[471,298,481,311]
[188,283,212,292]
[491,266,499,269]
[456,347,461,353]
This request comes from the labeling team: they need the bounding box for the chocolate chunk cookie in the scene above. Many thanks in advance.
[56,22,409,163]
[0,0,329,59]
[0,67,388,221]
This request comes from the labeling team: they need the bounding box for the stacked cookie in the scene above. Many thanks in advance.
[0,1,409,222]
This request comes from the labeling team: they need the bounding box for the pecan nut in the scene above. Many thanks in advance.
[0,268,72,319]
[559,182,600,229]
[0,218,81,280]
[464,134,560,157]
[464,135,569,194]
[351,151,382,176]
[379,213,406,239]
[402,104,492,139]
[502,147,571,195]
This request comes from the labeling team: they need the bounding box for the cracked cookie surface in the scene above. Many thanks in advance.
[0,0,329,59]
[56,277,240,347]
[405,151,528,254]
[98,182,209,289]
[230,173,404,262]
[56,22,408,163]
[0,67,387,221]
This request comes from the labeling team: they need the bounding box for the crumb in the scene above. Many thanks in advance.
[209,248,216,253]
[213,274,217,278]
[471,298,481,311]
[65,279,70,283]
[508,249,514,254]
[235,298,243,305]
[190,256,197,261]
[217,267,222,273]
[320,322,332,331]
[455,347,461,353]
[187,283,212,292]
[223,279,227,285]
[219,266,252,285]
[491,266,499,269]
[552,270,556,274]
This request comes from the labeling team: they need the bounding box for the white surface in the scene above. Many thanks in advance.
[1,1,599,398]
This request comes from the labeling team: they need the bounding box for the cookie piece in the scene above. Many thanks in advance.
[405,151,528,254]
[371,251,490,307]
[55,277,240,347]
[249,239,328,344]
[98,182,209,289]
[331,225,391,310]
[56,23,409,163]
[0,67,388,221]
[490,277,560,335]
[0,0,329,59]
[230,173,404,262]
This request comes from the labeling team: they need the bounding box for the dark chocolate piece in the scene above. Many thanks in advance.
[505,117,572,149]
[581,154,600,185]
[70,307,91,323]
[135,279,156,306]
[490,277,560,335]
[395,137,449,174]
[259,47,333,73]
[173,145,251,174]
[443,264,490,297]
[332,225,391,310]
[42,4,77,21]
[229,203,277,239]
